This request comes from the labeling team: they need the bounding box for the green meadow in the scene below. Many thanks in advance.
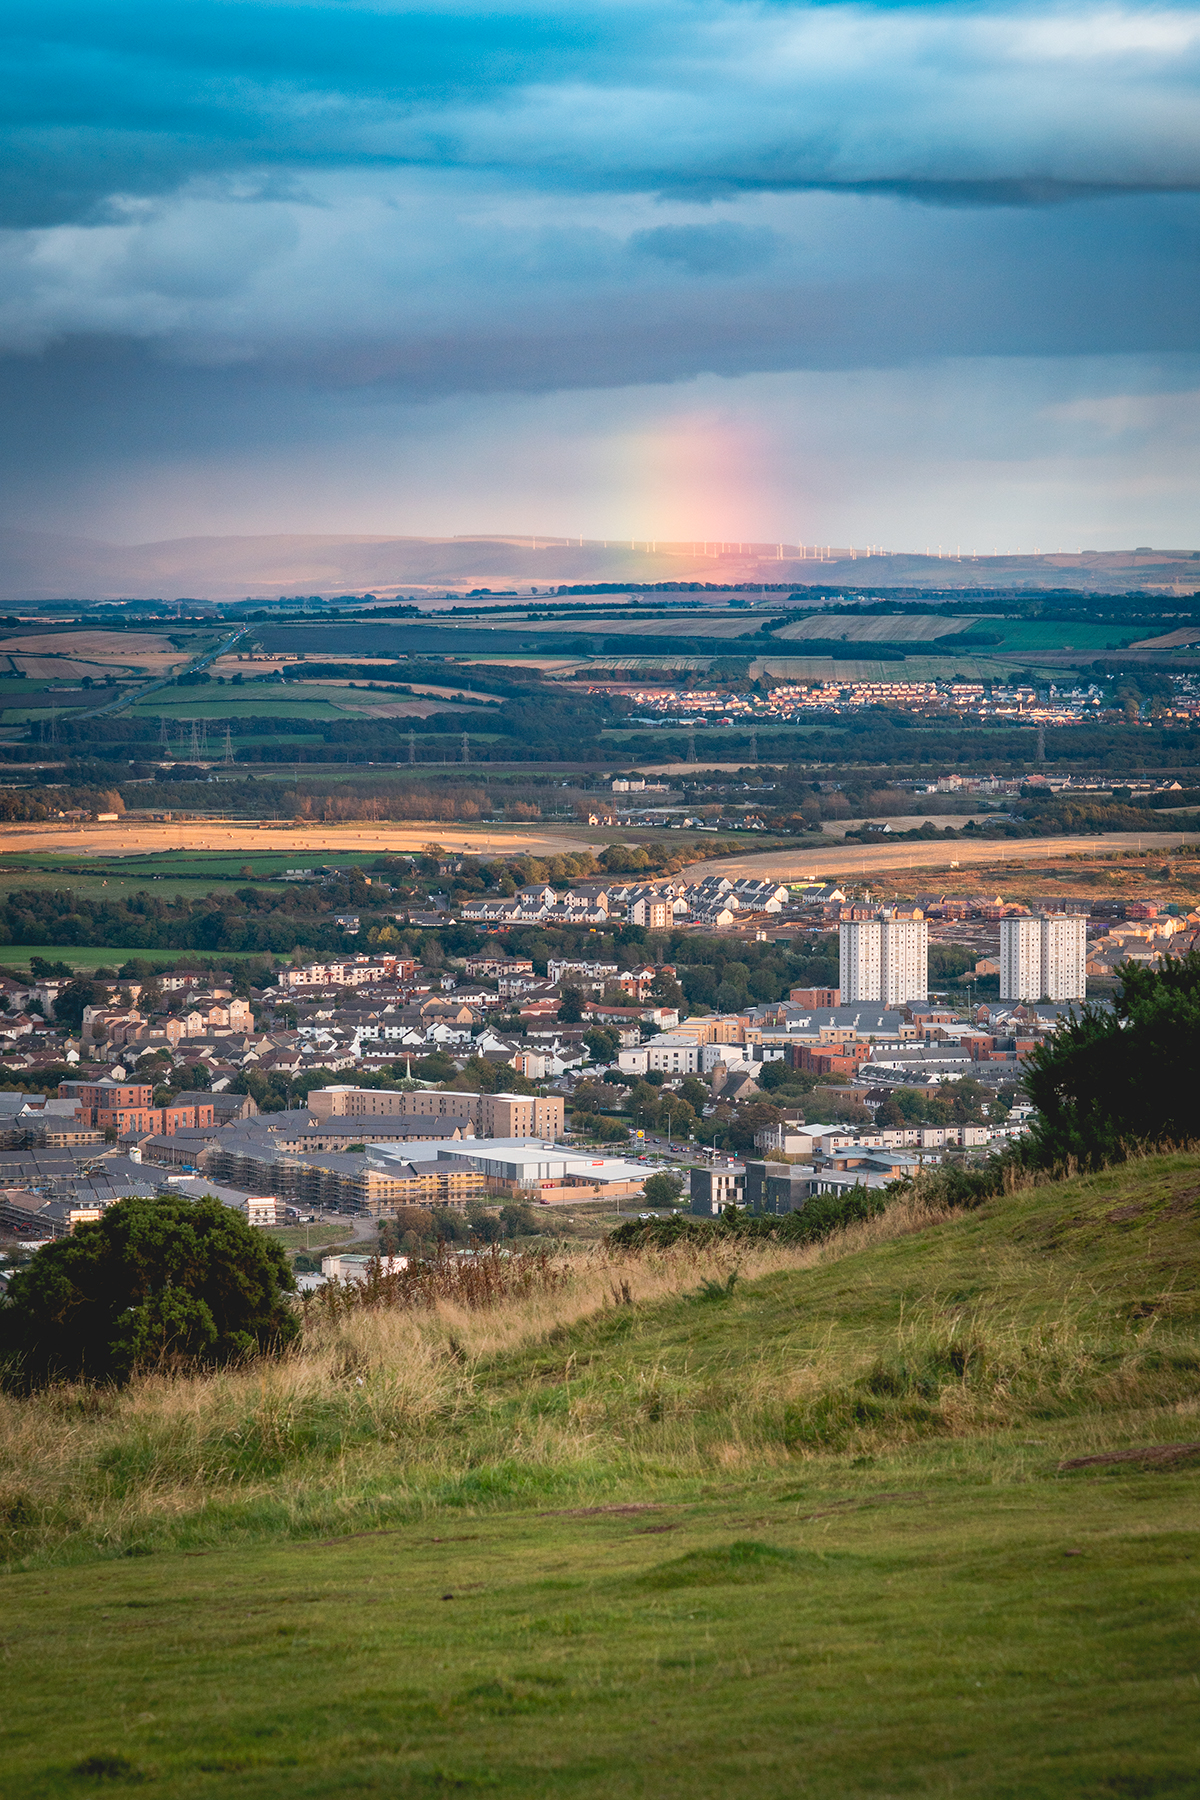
[0,945,278,973]
[0,677,55,697]
[4,1472,1195,1800]
[958,619,1142,653]
[0,853,304,903]
[127,693,356,721]
[1,1153,1198,1795]
[1,701,103,724]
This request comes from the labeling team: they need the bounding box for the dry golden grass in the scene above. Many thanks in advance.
[680,831,1193,885]
[0,819,597,858]
[0,630,183,675]
[4,1155,1198,1568]
[0,1200,948,1559]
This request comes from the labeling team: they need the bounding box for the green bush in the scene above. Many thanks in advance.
[572,1112,630,1143]
[1023,951,1200,1169]
[888,1157,1018,1212]
[642,1171,686,1208]
[0,1195,298,1389]
[609,1189,885,1250]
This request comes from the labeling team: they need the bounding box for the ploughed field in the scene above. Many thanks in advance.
[2,1153,1198,1796]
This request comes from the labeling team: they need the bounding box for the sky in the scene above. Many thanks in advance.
[3,0,1200,550]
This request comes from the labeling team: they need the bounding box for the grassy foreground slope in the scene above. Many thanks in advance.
[2,1154,1199,1797]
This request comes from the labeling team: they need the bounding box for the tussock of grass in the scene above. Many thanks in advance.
[2,1157,1198,1570]
[639,1540,802,1587]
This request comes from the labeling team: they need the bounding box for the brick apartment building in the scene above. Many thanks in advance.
[787,1041,871,1079]
[305,1085,564,1140]
[58,1079,215,1138]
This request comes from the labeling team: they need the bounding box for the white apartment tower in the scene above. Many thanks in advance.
[839,915,928,1005]
[1043,913,1088,1001]
[1000,917,1043,1001]
[880,915,929,1007]
[1000,914,1087,1002]
[839,919,881,1002]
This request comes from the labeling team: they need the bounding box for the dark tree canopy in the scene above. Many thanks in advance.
[556,984,584,1024]
[0,1195,298,1388]
[584,1026,621,1065]
[643,1170,686,1208]
[1023,951,1200,1170]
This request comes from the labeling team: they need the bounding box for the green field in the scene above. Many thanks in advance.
[128,693,354,720]
[963,620,1143,652]
[5,1470,1196,1799]
[0,854,303,902]
[125,694,503,732]
[766,616,1138,655]
[0,944,279,972]
[1,701,101,724]
[0,850,368,879]
[1,1153,1198,1794]
[269,1222,355,1253]
[81,850,384,878]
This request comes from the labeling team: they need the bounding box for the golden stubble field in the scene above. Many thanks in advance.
[683,829,1195,884]
[0,819,600,859]
[0,630,184,674]
[0,818,1193,879]
[773,612,977,642]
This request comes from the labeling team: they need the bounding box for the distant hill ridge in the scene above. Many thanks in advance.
[0,525,1197,600]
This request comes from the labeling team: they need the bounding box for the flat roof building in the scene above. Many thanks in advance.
[371,1137,645,1200]
[305,1086,564,1140]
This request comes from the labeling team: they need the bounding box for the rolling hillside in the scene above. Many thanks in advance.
[1,1153,1198,1794]
[4,525,1200,600]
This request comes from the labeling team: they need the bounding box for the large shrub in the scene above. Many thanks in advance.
[642,1170,686,1208]
[0,1195,298,1388]
[1022,950,1200,1169]
[609,1188,884,1250]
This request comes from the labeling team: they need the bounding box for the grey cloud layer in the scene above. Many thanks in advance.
[2,175,1198,392]
[3,0,1200,496]
[7,1,1200,227]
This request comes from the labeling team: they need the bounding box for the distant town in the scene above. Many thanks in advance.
[0,859,1194,1269]
[611,674,1200,728]
[0,581,1195,1278]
